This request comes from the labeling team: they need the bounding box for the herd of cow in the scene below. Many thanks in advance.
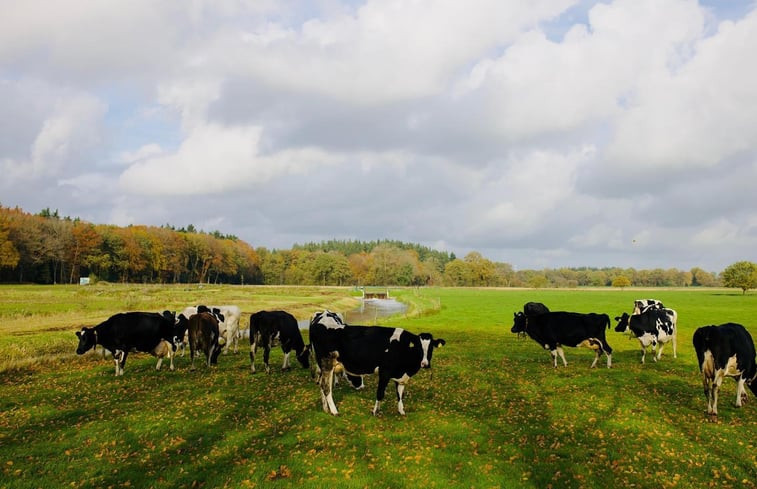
[74,298,757,420]
[511,299,757,421]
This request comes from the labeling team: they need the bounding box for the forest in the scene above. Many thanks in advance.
[0,204,723,287]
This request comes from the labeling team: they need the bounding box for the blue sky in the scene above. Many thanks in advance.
[1,0,756,272]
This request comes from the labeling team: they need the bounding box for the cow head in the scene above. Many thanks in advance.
[297,344,311,368]
[614,313,630,332]
[418,333,445,368]
[511,312,527,333]
[75,327,96,354]
[173,313,190,347]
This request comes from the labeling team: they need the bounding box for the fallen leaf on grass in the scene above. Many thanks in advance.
[267,465,291,480]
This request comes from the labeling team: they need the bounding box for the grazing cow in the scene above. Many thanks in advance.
[200,305,241,354]
[188,312,222,369]
[693,323,757,420]
[309,312,446,416]
[511,311,613,368]
[248,310,310,373]
[176,305,227,356]
[75,312,181,376]
[307,310,363,388]
[615,309,677,363]
[632,299,665,315]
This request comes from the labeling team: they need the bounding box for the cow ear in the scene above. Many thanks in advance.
[409,340,415,349]
[76,331,81,338]
[435,339,446,347]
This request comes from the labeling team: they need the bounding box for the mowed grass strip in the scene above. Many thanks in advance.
[1,286,756,488]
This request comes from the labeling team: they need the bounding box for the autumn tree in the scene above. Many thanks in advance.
[721,261,757,294]
[0,209,20,269]
[612,275,631,290]
[68,222,102,283]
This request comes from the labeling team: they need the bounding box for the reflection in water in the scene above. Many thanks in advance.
[297,298,408,329]
[345,298,408,324]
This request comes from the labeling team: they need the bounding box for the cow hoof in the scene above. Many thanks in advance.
[708,414,718,423]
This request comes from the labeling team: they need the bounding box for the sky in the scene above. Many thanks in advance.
[1,0,756,272]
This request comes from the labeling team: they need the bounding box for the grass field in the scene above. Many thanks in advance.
[1,285,756,488]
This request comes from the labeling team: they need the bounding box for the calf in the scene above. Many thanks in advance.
[511,311,613,368]
[615,309,677,363]
[188,312,222,369]
[249,310,310,373]
[693,323,757,420]
[310,312,445,416]
[75,312,181,376]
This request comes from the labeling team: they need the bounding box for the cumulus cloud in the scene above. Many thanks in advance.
[1,0,756,271]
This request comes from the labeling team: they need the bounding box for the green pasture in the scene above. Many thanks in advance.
[1,285,756,488]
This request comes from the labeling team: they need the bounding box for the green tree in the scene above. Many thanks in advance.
[612,275,632,290]
[528,274,549,289]
[721,261,757,294]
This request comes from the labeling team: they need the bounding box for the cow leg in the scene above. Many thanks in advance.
[590,350,600,369]
[113,350,125,376]
[250,334,258,374]
[708,373,725,420]
[373,372,391,416]
[655,343,665,362]
[118,351,128,376]
[639,342,647,364]
[672,331,678,358]
[211,342,222,366]
[263,344,271,374]
[736,377,747,407]
[600,339,613,368]
[318,353,339,415]
[556,346,568,367]
[395,382,407,416]
[547,347,559,368]
[281,351,291,371]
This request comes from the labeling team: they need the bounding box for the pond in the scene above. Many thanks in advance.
[297,298,408,329]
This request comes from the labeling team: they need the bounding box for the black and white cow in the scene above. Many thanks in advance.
[632,299,665,315]
[693,323,757,420]
[248,310,310,374]
[614,309,677,363]
[309,311,446,416]
[188,311,222,369]
[75,312,182,376]
[511,311,613,368]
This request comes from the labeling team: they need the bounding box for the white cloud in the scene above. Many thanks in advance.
[219,0,577,104]
[605,7,757,170]
[0,89,106,181]
[456,0,707,141]
[1,0,756,272]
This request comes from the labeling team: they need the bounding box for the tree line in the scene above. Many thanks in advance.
[0,204,744,289]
